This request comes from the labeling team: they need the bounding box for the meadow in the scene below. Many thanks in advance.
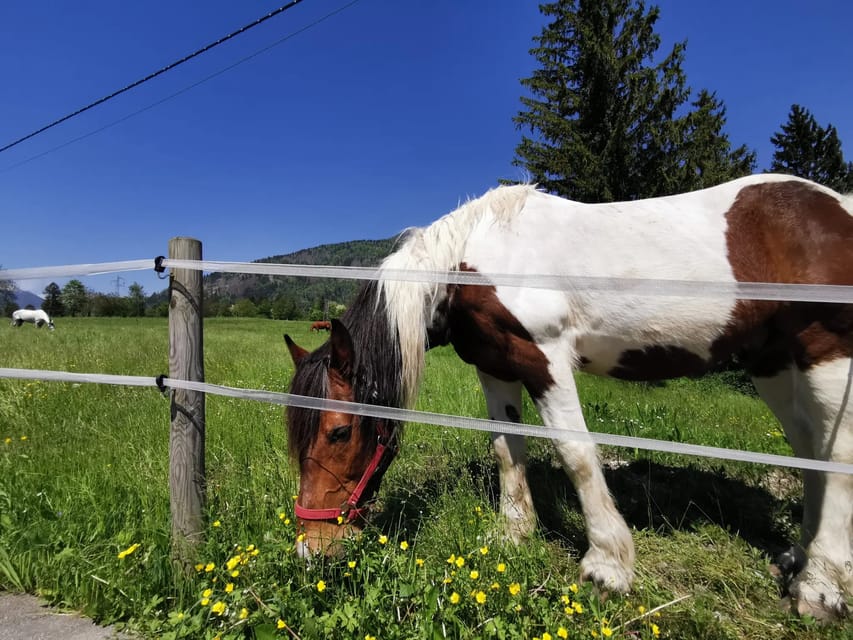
[0,317,850,639]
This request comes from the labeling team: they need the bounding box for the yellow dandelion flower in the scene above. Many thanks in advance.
[226,555,241,571]
[194,563,204,572]
[317,580,326,592]
[200,598,210,607]
[212,520,221,528]
[204,562,215,572]
[296,533,306,543]
[447,554,456,565]
[20,436,27,441]
[573,601,584,614]
[378,535,388,545]
[277,619,286,629]
[348,560,357,569]
[564,606,573,616]
[202,588,213,598]
[479,546,489,555]
[469,570,479,580]
[542,633,552,640]
[211,601,226,616]
[449,592,460,604]
[337,515,345,525]
[224,583,234,593]
[415,558,425,567]
[117,543,140,559]
[246,544,255,552]
[251,548,259,556]
[638,605,646,614]
[508,582,521,596]
[557,628,569,639]
[474,506,483,515]
[474,591,487,605]
[570,583,579,594]
[231,570,240,578]
[443,577,453,584]
[496,562,506,573]
[490,582,500,591]
[365,636,376,640]
[455,556,465,568]
[601,627,613,638]
[3,438,11,445]
[399,540,409,551]
[561,594,571,605]
[650,623,660,637]
[239,607,249,620]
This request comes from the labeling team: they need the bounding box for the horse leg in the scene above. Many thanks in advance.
[477,371,536,541]
[754,359,853,619]
[533,345,635,593]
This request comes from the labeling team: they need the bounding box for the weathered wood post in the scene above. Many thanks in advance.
[168,237,206,565]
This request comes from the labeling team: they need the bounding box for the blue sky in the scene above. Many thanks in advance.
[2,0,851,298]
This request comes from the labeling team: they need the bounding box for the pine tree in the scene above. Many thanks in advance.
[512,0,754,202]
[769,104,853,192]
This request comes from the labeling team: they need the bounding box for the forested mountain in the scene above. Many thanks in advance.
[150,237,398,319]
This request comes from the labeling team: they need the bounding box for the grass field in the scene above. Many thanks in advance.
[0,317,850,639]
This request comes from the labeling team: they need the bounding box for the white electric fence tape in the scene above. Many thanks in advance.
[2,367,852,476]
[2,257,852,303]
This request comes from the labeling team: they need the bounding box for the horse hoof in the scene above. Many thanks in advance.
[790,573,850,621]
[579,556,633,595]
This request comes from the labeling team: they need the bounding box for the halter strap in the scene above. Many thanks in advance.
[295,422,398,524]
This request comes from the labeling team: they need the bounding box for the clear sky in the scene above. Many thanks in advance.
[2,0,851,298]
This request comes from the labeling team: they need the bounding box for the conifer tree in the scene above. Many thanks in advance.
[769,104,853,192]
[512,0,755,202]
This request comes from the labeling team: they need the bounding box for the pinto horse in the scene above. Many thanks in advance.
[310,320,332,332]
[284,174,853,620]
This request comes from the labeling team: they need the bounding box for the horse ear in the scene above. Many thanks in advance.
[284,334,309,365]
[329,319,355,380]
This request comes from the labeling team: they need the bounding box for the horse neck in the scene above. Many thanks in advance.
[378,184,535,407]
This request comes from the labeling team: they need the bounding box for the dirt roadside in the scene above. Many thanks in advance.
[0,592,133,640]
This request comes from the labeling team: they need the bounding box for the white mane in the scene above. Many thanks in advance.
[378,184,535,407]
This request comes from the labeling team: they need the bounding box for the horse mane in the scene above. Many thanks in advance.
[379,184,535,407]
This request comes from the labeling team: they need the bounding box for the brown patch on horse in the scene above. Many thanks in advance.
[721,181,853,374]
[609,345,709,381]
[443,263,554,399]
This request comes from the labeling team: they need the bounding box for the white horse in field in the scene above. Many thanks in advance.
[11,309,55,330]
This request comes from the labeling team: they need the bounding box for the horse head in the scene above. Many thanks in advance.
[283,319,398,557]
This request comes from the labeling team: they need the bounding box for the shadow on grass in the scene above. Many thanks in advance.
[375,456,800,563]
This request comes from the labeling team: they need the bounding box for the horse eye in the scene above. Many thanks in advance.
[328,424,352,444]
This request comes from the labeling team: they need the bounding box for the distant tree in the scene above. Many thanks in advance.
[512,0,754,201]
[127,282,145,317]
[42,282,64,317]
[231,298,259,318]
[0,266,17,315]
[769,104,853,192]
[61,279,88,316]
[91,294,128,317]
[271,295,298,320]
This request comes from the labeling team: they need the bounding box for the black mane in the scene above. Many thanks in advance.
[286,280,404,463]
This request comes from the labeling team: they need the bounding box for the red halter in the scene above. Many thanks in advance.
[294,422,398,523]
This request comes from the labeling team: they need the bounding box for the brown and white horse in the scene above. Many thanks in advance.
[284,174,853,619]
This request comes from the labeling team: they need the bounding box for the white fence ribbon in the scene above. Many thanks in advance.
[0,259,153,281]
[3,257,851,303]
[3,367,852,476]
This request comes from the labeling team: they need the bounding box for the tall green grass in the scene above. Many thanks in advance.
[0,318,849,638]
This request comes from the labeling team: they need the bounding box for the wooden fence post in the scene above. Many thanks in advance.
[168,237,206,565]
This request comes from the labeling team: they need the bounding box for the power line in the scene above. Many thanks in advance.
[0,0,307,155]
[0,0,361,174]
